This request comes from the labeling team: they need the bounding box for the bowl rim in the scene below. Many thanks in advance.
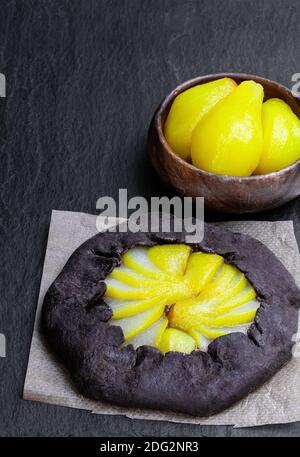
[154,72,300,182]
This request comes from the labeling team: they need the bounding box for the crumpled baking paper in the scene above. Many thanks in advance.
[23,210,300,427]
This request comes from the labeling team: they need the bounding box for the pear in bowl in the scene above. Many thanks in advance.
[148,73,300,213]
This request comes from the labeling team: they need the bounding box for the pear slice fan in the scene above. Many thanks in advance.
[105,244,259,354]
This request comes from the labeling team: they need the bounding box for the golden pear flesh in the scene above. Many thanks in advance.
[191,80,264,176]
[104,245,259,354]
[164,77,237,161]
[255,98,300,174]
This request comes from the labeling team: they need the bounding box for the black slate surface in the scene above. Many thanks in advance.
[1,0,300,437]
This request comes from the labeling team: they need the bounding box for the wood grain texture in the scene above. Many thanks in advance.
[1,0,300,437]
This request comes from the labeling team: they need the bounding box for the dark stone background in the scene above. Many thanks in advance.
[1,0,300,437]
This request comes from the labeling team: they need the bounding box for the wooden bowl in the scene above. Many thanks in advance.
[148,73,300,214]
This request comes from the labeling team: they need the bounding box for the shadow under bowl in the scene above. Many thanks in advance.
[148,73,300,214]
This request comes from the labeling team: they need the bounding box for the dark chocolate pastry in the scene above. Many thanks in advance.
[42,221,300,416]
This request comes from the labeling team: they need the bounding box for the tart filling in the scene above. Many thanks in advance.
[105,244,259,353]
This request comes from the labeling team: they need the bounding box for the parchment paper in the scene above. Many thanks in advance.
[23,210,300,427]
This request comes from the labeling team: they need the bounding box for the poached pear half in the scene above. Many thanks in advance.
[191,80,264,176]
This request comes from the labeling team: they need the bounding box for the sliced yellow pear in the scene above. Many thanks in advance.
[105,245,259,354]
[105,277,172,300]
[194,300,259,327]
[148,244,191,276]
[127,316,168,349]
[196,323,249,339]
[183,252,223,294]
[110,265,171,288]
[198,269,247,304]
[106,278,192,306]
[169,269,249,331]
[255,98,300,174]
[123,247,169,280]
[188,328,210,351]
[193,285,256,316]
[112,303,165,341]
[172,263,240,311]
[157,328,197,354]
[206,263,239,292]
[105,278,149,299]
[107,296,169,319]
[191,80,264,176]
[164,77,237,160]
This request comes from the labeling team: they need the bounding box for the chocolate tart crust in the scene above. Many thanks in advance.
[42,221,300,416]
